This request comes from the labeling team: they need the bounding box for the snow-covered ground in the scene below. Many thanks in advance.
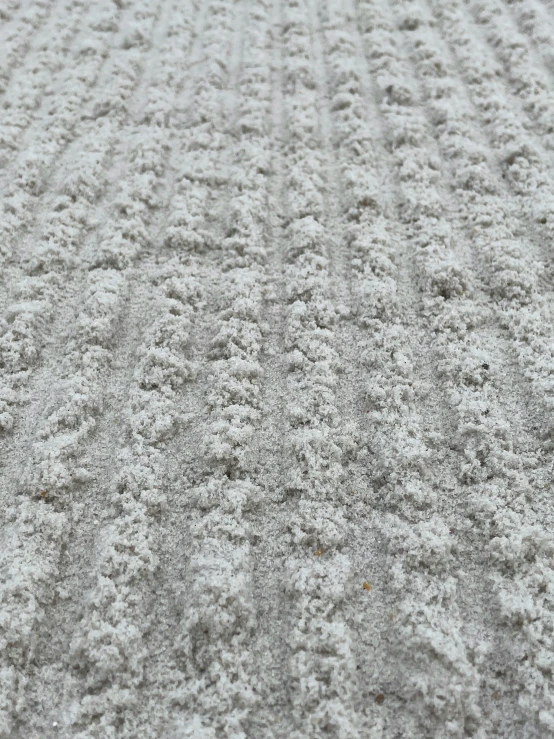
[2,0,554,735]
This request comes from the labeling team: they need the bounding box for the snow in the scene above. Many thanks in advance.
[1,0,554,736]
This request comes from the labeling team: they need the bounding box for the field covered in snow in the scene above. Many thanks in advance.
[2,0,554,735]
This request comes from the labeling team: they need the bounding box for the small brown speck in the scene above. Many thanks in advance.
[375,693,385,704]
[314,549,323,556]
[492,690,500,700]
[363,582,371,591]
[40,491,47,497]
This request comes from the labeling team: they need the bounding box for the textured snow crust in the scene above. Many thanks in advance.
[2,0,554,736]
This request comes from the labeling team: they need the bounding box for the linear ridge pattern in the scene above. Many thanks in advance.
[1,0,554,736]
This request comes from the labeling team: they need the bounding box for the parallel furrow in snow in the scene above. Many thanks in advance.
[0,0,52,93]
[466,0,554,151]
[356,0,554,732]
[303,4,402,739]
[505,0,554,72]
[396,0,554,431]
[0,0,123,256]
[66,261,203,738]
[375,0,554,731]
[0,0,152,267]
[161,1,244,265]
[320,0,492,734]
[0,1,198,735]
[425,0,554,276]
[0,0,90,170]
[277,0,362,735]
[125,0,259,730]
[63,1,244,735]
[0,0,167,435]
[166,2,276,736]
[5,0,554,736]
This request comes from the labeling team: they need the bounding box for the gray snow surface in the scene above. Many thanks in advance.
[2,0,554,736]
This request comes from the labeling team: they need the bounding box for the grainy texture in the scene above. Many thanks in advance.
[1,0,554,736]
